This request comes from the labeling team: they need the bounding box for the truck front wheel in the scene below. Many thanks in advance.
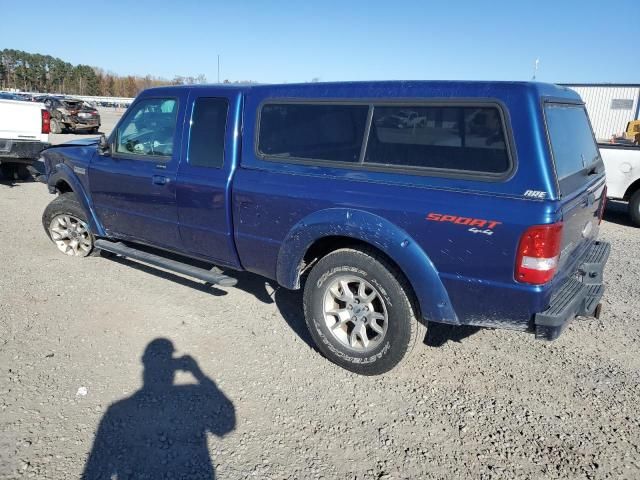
[42,193,94,257]
[303,248,426,375]
[629,190,640,227]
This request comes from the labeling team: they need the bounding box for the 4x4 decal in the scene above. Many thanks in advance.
[426,212,502,236]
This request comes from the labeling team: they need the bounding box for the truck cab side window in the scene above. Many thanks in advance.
[115,98,177,159]
[188,98,229,168]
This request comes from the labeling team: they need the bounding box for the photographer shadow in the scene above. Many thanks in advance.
[82,338,235,480]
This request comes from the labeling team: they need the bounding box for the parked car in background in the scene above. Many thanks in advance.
[600,142,640,226]
[39,81,608,375]
[0,96,50,179]
[0,92,27,101]
[38,96,101,134]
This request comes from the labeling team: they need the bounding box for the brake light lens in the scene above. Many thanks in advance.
[515,223,563,284]
[598,186,607,224]
[41,109,51,134]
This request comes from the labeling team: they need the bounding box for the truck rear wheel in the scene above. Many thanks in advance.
[42,193,94,257]
[630,190,640,227]
[303,248,426,375]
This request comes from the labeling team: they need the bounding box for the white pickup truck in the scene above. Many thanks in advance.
[0,97,50,180]
[600,143,640,226]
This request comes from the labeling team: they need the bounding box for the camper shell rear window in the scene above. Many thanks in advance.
[544,103,604,196]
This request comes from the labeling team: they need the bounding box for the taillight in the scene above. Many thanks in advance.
[515,223,563,285]
[598,186,607,224]
[41,109,51,134]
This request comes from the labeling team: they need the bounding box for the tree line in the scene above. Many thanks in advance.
[0,49,208,97]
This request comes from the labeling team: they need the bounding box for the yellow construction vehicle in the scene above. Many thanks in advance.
[624,120,640,145]
[610,120,640,145]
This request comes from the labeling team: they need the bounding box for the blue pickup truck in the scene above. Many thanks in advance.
[40,81,609,375]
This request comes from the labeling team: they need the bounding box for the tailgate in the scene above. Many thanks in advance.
[0,100,48,143]
[544,102,606,275]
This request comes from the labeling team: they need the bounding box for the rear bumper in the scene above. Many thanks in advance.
[63,115,100,129]
[0,139,50,162]
[534,240,610,340]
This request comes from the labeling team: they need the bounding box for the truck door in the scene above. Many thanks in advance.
[175,91,242,267]
[89,93,188,250]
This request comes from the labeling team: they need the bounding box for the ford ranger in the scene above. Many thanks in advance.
[39,81,609,375]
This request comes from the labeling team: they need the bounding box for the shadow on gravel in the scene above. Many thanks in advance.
[602,201,635,228]
[102,251,485,351]
[424,323,482,347]
[0,168,40,187]
[82,338,235,480]
[0,176,32,188]
[105,250,480,350]
[104,252,317,349]
[0,178,19,188]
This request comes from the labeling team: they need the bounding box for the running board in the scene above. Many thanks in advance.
[94,239,238,287]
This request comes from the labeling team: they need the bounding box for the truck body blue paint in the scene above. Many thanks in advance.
[44,145,106,237]
[40,80,609,342]
[275,208,458,325]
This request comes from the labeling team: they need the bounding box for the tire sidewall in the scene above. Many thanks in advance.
[304,250,415,375]
[630,191,640,227]
[43,194,95,257]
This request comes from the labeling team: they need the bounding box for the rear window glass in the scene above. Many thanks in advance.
[545,104,601,181]
[258,103,368,163]
[364,106,510,174]
[188,97,228,168]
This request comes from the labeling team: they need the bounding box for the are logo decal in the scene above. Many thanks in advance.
[426,213,502,236]
[523,190,547,199]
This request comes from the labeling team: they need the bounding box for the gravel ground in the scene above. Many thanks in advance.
[0,167,639,477]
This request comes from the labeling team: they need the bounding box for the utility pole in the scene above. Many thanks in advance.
[532,58,539,81]
[217,55,220,83]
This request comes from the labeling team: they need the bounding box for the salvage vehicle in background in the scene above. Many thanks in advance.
[39,81,609,375]
[37,96,100,134]
[600,142,640,226]
[0,96,50,179]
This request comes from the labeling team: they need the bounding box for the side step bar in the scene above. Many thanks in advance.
[94,239,238,287]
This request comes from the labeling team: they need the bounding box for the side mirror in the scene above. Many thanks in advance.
[98,134,111,155]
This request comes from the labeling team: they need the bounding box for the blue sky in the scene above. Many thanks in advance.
[1,0,637,84]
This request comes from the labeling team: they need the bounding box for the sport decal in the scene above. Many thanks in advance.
[426,212,502,236]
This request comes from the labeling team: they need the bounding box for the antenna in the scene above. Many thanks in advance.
[532,58,540,81]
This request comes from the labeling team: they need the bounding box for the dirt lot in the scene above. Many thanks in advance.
[1,157,639,477]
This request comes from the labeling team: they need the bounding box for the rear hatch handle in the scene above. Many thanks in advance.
[582,192,596,207]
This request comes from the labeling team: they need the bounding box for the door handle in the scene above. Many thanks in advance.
[152,175,169,185]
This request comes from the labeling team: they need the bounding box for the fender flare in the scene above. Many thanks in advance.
[276,208,459,325]
[48,164,106,237]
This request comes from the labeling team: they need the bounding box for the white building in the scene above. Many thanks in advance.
[563,84,640,141]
